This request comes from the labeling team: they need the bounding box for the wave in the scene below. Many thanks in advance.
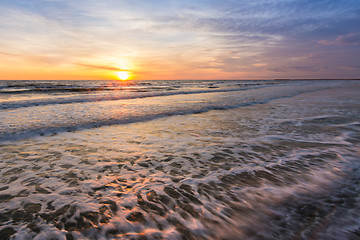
[0,86,261,110]
[0,87,117,94]
[0,87,323,142]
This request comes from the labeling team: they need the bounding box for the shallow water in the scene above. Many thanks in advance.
[0,80,359,239]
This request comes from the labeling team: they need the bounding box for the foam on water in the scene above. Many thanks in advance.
[0,81,359,239]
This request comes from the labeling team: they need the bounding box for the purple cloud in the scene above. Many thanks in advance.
[318,32,360,46]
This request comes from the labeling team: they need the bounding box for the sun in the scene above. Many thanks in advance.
[116,71,130,81]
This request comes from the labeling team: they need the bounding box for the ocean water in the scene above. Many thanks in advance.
[0,80,359,239]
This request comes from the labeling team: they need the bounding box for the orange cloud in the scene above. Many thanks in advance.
[76,63,129,72]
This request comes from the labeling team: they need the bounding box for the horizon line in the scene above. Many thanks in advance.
[0,78,359,81]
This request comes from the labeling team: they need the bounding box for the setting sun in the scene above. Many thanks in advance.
[116,71,130,81]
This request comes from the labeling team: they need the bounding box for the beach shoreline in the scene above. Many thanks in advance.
[0,80,359,239]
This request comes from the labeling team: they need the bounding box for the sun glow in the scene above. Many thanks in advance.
[116,71,130,81]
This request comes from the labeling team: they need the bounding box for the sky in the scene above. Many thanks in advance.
[0,0,359,80]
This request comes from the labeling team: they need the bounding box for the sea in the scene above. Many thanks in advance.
[0,79,359,239]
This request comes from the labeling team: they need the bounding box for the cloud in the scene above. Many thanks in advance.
[318,32,360,46]
[252,63,267,67]
[0,51,22,57]
[1,0,360,79]
[76,63,128,71]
